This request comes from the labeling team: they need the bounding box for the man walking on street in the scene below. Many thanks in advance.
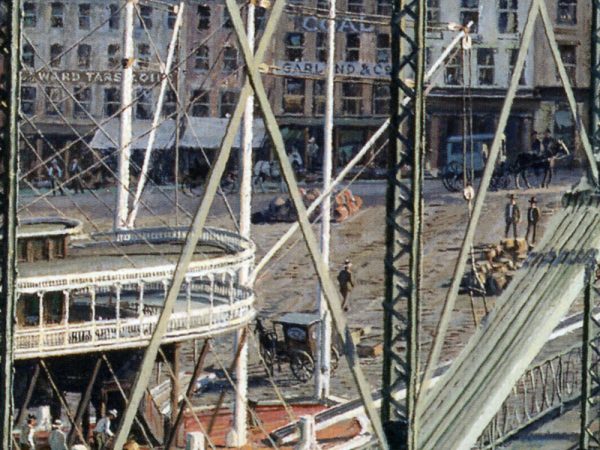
[526,196,541,245]
[48,159,65,196]
[69,158,84,194]
[337,259,355,312]
[504,194,521,239]
[49,419,68,450]
[94,409,117,450]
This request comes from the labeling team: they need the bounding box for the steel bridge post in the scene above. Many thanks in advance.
[592,0,600,160]
[0,0,20,447]
[381,0,426,447]
[581,264,600,449]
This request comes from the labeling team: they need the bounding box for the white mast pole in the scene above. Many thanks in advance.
[227,1,254,446]
[126,3,185,228]
[115,0,135,230]
[315,0,336,400]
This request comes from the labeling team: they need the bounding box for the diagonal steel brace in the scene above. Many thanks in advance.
[111,2,287,447]
[224,0,389,447]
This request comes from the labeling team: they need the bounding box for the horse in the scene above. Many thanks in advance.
[510,139,570,189]
[253,151,306,193]
[181,158,210,195]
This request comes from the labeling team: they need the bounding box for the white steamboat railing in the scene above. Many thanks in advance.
[18,227,255,294]
[14,285,254,360]
[14,226,256,359]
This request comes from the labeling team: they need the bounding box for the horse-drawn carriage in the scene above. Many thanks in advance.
[440,134,570,192]
[255,313,342,382]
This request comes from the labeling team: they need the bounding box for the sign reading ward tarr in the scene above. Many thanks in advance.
[21,69,163,86]
[273,60,392,79]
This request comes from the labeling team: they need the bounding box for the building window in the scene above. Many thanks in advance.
[23,3,36,27]
[197,5,210,30]
[163,89,177,117]
[373,84,390,115]
[460,0,479,33]
[427,0,440,25]
[342,82,362,115]
[104,88,120,116]
[222,46,238,73]
[557,0,576,25]
[138,5,153,29]
[377,0,391,16]
[508,48,526,85]
[376,33,390,64]
[498,0,518,33]
[477,48,495,85]
[313,80,325,115]
[194,46,209,71]
[191,89,210,117]
[135,88,153,119]
[316,33,327,62]
[286,33,304,61]
[445,51,462,85]
[109,4,119,29]
[79,4,91,30]
[137,43,151,69]
[558,44,576,85]
[347,0,363,13]
[317,0,328,10]
[73,87,92,118]
[45,87,65,116]
[77,44,91,69]
[220,90,237,117]
[51,3,64,28]
[223,8,232,28]
[346,33,360,62]
[21,86,36,115]
[107,44,120,69]
[283,79,305,114]
[22,43,34,68]
[50,44,63,68]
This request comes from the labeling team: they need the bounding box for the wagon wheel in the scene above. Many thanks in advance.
[290,350,315,382]
[441,161,464,192]
[330,346,341,374]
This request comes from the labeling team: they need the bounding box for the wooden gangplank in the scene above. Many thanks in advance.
[418,193,600,450]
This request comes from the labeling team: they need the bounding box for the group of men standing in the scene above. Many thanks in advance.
[46,158,85,196]
[504,193,541,245]
[19,409,125,450]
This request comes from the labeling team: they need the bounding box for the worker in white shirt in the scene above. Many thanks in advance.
[48,419,68,450]
[19,414,36,450]
[93,409,117,450]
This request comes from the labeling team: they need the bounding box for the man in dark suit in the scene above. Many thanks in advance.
[505,194,521,239]
[526,196,541,245]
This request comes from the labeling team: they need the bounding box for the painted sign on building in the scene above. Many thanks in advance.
[21,69,163,86]
[293,15,375,33]
[273,60,391,79]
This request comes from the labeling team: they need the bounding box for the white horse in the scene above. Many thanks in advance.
[253,152,304,192]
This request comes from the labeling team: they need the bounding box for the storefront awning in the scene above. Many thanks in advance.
[89,118,176,150]
[179,117,266,149]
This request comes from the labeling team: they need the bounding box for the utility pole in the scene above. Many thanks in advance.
[315,0,335,401]
[0,0,19,446]
[115,0,135,230]
[226,0,254,445]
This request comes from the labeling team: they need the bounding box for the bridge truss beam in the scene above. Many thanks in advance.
[381,0,426,448]
[0,0,20,447]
